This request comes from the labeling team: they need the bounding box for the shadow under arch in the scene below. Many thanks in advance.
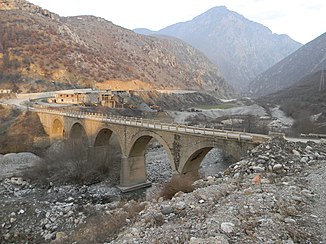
[180,140,222,175]
[91,128,122,184]
[69,122,87,142]
[94,128,113,147]
[124,131,175,186]
[68,122,89,155]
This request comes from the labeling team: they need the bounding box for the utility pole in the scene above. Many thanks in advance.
[319,69,325,91]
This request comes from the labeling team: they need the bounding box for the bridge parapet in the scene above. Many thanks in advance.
[35,108,269,144]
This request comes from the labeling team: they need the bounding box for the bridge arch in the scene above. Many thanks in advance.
[91,127,122,184]
[92,126,124,152]
[122,130,175,186]
[179,140,215,174]
[51,118,64,139]
[127,130,175,170]
[94,128,113,147]
[69,122,88,144]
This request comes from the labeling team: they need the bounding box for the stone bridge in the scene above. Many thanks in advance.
[36,109,269,191]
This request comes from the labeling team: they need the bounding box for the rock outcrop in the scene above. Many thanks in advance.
[0,0,59,20]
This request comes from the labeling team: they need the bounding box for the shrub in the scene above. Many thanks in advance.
[160,172,198,200]
[52,140,120,185]
[25,139,122,186]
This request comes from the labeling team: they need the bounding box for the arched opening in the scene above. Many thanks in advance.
[145,138,174,199]
[127,134,173,190]
[69,122,87,143]
[94,129,113,146]
[91,128,122,184]
[52,119,64,138]
[145,138,172,183]
[182,147,232,177]
[200,148,231,177]
[182,147,213,174]
[67,122,88,162]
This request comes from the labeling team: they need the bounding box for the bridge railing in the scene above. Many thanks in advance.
[34,108,269,143]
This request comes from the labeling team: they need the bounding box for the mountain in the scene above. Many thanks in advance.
[135,6,302,92]
[0,0,233,97]
[249,32,326,97]
[133,28,154,36]
[258,70,326,133]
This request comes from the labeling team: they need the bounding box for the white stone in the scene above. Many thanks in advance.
[319,139,326,144]
[3,233,10,240]
[175,201,186,210]
[292,149,300,156]
[284,217,296,224]
[258,155,269,160]
[221,222,235,233]
[206,176,214,181]
[300,157,309,163]
[252,166,265,172]
[10,177,28,186]
[273,164,283,171]
[157,197,164,203]
[233,172,240,178]
[161,205,173,215]
[44,233,54,240]
[305,146,313,151]
[131,227,139,235]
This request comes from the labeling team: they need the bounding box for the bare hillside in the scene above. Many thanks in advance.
[0,0,233,97]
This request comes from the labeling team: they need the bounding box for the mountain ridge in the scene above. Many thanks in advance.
[135,6,302,92]
[249,32,326,97]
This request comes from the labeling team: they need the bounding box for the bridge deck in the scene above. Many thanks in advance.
[34,108,270,144]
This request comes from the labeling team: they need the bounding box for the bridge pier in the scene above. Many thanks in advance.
[118,156,152,192]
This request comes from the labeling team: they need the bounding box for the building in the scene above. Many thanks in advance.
[0,89,12,94]
[99,91,124,108]
[48,90,130,108]
[54,92,98,105]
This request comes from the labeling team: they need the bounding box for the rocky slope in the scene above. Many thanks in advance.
[0,0,233,97]
[113,138,326,243]
[1,137,326,243]
[136,6,302,91]
[249,32,326,97]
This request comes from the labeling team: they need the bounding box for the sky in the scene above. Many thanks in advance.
[29,0,326,44]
